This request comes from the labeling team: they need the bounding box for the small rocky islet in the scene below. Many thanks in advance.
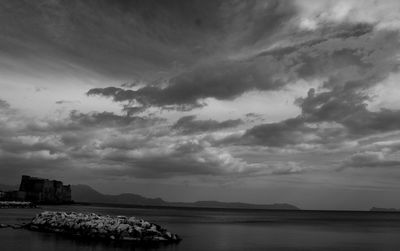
[27,211,181,243]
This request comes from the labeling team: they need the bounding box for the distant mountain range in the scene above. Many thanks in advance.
[0,182,299,210]
[71,184,166,206]
[370,207,400,212]
[71,184,299,210]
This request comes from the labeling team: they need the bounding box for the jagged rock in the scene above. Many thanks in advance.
[27,211,181,244]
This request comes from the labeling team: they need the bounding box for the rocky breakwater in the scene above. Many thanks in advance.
[27,211,181,243]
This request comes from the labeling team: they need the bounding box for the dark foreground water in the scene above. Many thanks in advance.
[2,205,400,251]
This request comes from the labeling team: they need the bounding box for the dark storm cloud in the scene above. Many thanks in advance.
[122,106,147,116]
[23,110,164,134]
[0,154,70,181]
[87,56,288,110]
[345,109,400,135]
[299,88,400,136]
[55,100,78,105]
[3,0,400,185]
[0,135,63,156]
[342,152,400,169]
[251,23,399,88]
[0,0,297,80]
[246,113,260,118]
[0,106,69,179]
[240,27,400,147]
[243,86,400,147]
[241,118,308,147]
[75,0,304,111]
[0,0,210,77]
[86,23,397,113]
[94,139,310,178]
[304,30,398,85]
[0,104,167,180]
[0,99,10,109]
[95,140,262,179]
[69,110,158,128]
[172,115,242,134]
[100,154,231,179]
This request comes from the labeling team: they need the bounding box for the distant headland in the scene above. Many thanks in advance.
[0,175,299,210]
[370,207,400,212]
[71,184,300,210]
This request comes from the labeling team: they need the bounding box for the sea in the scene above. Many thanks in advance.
[1,205,400,251]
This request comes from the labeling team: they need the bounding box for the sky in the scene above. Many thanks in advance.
[1,0,400,210]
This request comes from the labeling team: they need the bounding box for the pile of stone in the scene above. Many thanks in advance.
[0,201,36,208]
[28,211,181,243]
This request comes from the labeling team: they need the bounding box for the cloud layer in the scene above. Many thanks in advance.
[1,0,400,209]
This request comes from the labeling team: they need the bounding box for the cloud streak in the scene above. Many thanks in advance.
[172,115,242,134]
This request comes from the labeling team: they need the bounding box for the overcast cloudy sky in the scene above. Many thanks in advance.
[1,0,400,210]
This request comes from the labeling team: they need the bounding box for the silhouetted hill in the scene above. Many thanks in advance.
[71,185,166,206]
[71,184,299,210]
[370,207,400,212]
[171,200,299,210]
[71,185,107,202]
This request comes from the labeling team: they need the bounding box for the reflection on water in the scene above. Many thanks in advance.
[1,206,400,251]
[1,228,181,251]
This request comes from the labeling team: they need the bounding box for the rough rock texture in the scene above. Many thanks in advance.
[0,201,36,208]
[28,211,181,243]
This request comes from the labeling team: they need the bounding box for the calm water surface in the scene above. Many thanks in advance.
[1,205,400,251]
